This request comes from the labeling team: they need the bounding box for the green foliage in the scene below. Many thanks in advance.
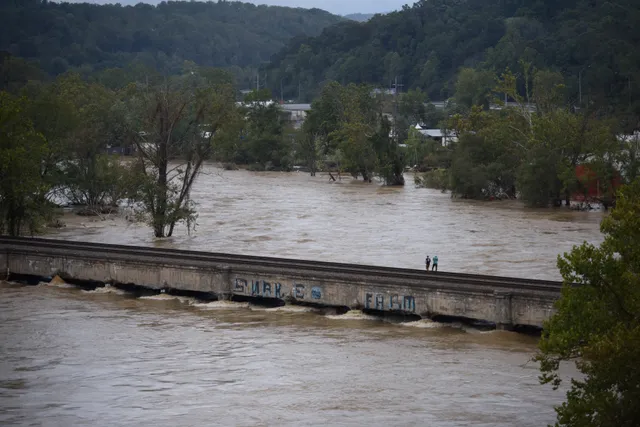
[446,65,623,205]
[267,0,640,122]
[415,168,449,191]
[0,0,342,78]
[536,179,640,426]
[447,105,522,199]
[404,126,451,173]
[124,68,237,237]
[452,68,496,110]
[0,92,50,235]
[244,99,291,171]
[303,81,404,184]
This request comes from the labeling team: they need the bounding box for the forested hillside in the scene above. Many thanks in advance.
[0,0,342,76]
[267,0,640,121]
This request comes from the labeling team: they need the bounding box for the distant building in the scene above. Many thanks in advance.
[279,103,312,129]
[573,164,622,206]
[414,125,457,146]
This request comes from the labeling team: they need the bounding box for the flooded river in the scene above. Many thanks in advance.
[0,281,575,426]
[1,167,596,426]
[52,165,605,280]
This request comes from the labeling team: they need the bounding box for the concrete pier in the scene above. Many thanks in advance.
[0,237,563,328]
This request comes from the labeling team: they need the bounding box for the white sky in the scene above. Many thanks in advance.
[249,0,407,15]
[61,0,411,15]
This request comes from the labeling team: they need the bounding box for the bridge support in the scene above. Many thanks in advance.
[0,237,561,328]
[494,291,513,331]
[0,250,8,280]
[217,266,232,300]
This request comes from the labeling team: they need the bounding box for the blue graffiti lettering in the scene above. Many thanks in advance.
[311,287,322,299]
[375,294,384,310]
[262,281,272,297]
[251,280,260,296]
[389,295,402,310]
[275,283,282,298]
[403,296,416,312]
[294,284,305,299]
[365,293,373,309]
[234,278,247,293]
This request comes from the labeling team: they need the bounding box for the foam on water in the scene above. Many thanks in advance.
[400,319,447,329]
[191,300,251,310]
[37,281,75,289]
[325,310,381,321]
[249,304,318,313]
[139,294,198,304]
[81,285,126,295]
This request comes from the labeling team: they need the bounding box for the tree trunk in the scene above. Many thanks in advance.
[154,117,169,238]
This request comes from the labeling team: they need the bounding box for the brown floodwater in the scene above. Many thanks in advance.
[0,281,576,426]
[1,167,596,426]
[51,165,606,280]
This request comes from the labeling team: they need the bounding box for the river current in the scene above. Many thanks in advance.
[1,166,600,426]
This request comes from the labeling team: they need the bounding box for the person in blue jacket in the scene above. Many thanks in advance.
[432,255,438,271]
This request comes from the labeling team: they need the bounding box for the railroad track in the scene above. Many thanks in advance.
[0,236,564,293]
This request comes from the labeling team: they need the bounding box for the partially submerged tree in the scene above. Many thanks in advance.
[303,81,404,184]
[0,92,50,235]
[126,69,236,238]
[537,178,640,426]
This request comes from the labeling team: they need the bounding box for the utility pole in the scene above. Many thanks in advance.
[579,65,590,106]
[280,78,284,103]
[392,76,404,144]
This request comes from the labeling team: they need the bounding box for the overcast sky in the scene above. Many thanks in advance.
[64,0,411,16]
[248,0,408,15]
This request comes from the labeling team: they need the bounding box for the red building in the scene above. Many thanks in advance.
[572,164,622,203]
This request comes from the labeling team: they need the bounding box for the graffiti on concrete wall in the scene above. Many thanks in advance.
[293,284,305,299]
[234,278,282,298]
[365,292,415,312]
[233,278,324,301]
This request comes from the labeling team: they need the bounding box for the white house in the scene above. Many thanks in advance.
[414,124,457,146]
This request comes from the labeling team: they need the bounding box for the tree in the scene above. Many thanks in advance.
[242,90,292,171]
[53,75,132,212]
[452,68,496,110]
[537,178,640,426]
[0,92,50,236]
[126,70,236,238]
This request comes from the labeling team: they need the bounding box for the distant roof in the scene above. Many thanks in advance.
[280,103,312,111]
[415,127,445,138]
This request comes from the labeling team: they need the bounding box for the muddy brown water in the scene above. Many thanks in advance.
[51,166,605,280]
[1,167,597,426]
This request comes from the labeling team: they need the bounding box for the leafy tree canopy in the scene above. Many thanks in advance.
[537,178,640,426]
[266,0,640,124]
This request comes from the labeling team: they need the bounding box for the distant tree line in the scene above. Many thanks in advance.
[0,0,342,88]
[266,0,640,132]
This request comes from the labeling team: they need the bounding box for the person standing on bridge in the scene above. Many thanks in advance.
[425,255,431,271]
[432,255,438,271]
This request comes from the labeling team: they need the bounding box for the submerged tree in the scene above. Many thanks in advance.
[0,92,50,235]
[126,70,236,238]
[537,178,640,426]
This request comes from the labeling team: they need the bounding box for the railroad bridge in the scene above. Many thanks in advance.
[0,237,563,329]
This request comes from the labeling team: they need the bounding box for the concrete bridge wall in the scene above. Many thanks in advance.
[0,237,562,328]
